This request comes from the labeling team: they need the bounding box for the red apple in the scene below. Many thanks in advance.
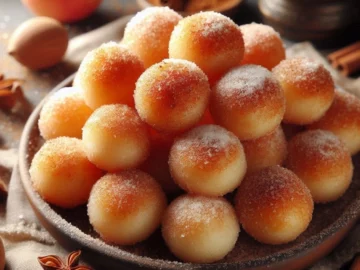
[22,0,102,23]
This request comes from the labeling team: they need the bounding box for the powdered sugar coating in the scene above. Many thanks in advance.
[82,104,150,171]
[39,87,92,140]
[77,42,145,109]
[287,129,353,203]
[215,65,277,104]
[240,23,285,69]
[308,90,360,155]
[162,195,239,263]
[272,57,334,124]
[123,7,182,68]
[273,57,334,96]
[30,137,103,208]
[169,11,244,83]
[210,65,285,140]
[88,170,167,245]
[171,124,241,166]
[235,166,313,245]
[134,59,210,133]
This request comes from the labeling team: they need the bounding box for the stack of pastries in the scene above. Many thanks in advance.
[30,7,360,264]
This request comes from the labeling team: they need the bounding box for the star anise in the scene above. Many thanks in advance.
[38,250,92,270]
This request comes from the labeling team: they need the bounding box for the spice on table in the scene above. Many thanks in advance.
[0,75,24,110]
[327,41,360,76]
[38,250,92,270]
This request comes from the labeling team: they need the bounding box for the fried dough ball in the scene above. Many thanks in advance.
[162,195,239,263]
[240,23,285,70]
[134,59,210,133]
[38,87,92,140]
[122,7,182,68]
[235,166,313,245]
[287,130,353,203]
[88,170,167,245]
[308,90,360,155]
[169,11,244,84]
[77,42,145,109]
[82,104,150,171]
[272,57,335,125]
[30,137,103,208]
[210,65,285,140]
[169,125,246,196]
[242,126,287,173]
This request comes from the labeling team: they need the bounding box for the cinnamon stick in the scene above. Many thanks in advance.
[338,50,360,76]
[328,41,360,67]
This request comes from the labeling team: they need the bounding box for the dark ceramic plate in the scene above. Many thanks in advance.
[19,74,360,270]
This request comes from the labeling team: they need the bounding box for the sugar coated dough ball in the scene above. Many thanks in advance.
[169,11,244,84]
[242,125,287,173]
[169,125,246,196]
[210,65,285,140]
[122,7,182,68]
[235,166,313,245]
[272,57,334,125]
[308,90,360,155]
[88,170,167,245]
[162,195,239,263]
[134,59,210,133]
[38,87,92,140]
[82,104,150,171]
[30,137,103,208]
[240,23,285,70]
[77,42,145,109]
[287,130,353,203]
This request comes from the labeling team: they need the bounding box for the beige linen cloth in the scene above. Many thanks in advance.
[0,23,359,269]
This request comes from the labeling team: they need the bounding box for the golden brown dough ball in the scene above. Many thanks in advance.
[242,125,287,173]
[308,90,360,155]
[38,87,92,140]
[134,59,210,133]
[169,125,246,196]
[169,11,244,84]
[88,170,167,245]
[30,137,103,208]
[210,65,285,140]
[162,195,239,263]
[235,166,313,245]
[122,7,182,68]
[240,23,285,70]
[82,104,150,172]
[287,130,353,203]
[77,42,145,109]
[272,57,335,125]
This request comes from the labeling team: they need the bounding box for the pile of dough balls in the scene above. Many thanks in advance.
[30,6,359,264]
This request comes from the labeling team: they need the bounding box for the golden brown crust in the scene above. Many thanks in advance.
[77,42,145,109]
[242,126,287,173]
[135,59,210,133]
[90,171,166,218]
[235,166,313,244]
[240,23,285,70]
[169,11,244,83]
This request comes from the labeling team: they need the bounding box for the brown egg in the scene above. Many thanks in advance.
[8,17,68,69]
